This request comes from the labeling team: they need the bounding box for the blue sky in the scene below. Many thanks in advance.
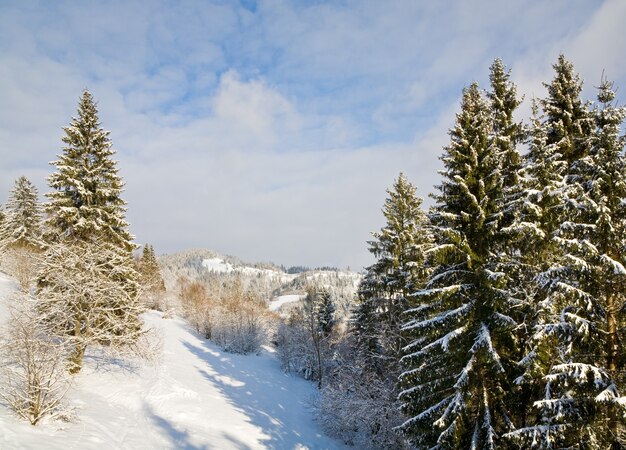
[0,0,625,269]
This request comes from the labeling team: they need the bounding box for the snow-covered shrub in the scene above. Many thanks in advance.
[275,315,318,380]
[0,299,70,425]
[210,294,271,354]
[178,276,276,354]
[275,291,336,386]
[317,336,409,450]
[0,247,41,292]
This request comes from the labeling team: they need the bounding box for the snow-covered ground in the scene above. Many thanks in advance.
[202,257,237,273]
[0,273,344,450]
[269,295,306,312]
[202,257,297,284]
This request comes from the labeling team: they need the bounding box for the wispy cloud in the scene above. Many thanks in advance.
[0,0,623,268]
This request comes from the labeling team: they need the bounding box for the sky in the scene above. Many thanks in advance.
[0,0,625,270]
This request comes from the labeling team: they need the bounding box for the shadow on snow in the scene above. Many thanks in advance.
[181,339,332,450]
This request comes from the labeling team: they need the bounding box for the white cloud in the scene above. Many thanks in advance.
[212,70,298,147]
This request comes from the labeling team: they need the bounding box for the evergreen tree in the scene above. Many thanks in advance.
[507,58,595,436]
[327,175,431,449]
[300,288,334,388]
[1,176,44,251]
[39,90,141,373]
[590,80,626,397]
[519,55,593,263]
[485,59,544,432]
[399,83,519,449]
[354,173,431,360]
[317,289,335,337]
[138,244,166,295]
[487,58,524,196]
[542,55,593,165]
[0,208,5,241]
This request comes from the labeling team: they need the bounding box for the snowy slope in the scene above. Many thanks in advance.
[0,274,344,450]
[202,257,297,284]
[269,294,306,312]
[202,257,236,273]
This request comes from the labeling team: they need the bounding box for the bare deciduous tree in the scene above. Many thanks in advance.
[0,247,40,292]
[0,298,70,425]
[177,275,276,354]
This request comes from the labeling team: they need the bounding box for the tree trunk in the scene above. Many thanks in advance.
[68,343,85,374]
[68,320,86,374]
[607,292,620,445]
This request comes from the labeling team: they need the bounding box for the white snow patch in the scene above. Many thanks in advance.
[201,258,298,284]
[269,294,306,311]
[202,257,235,273]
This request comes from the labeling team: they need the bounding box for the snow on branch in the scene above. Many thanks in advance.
[403,302,472,331]
[600,254,626,275]
[546,363,610,389]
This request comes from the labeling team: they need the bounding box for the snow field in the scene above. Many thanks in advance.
[269,295,306,312]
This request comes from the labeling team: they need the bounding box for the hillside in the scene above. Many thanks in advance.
[0,272,345,450]
[158,249,362,318]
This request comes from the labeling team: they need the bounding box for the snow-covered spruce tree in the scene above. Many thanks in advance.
[354,173,432,361]
[399,83,520,449]
[0,176,45,290]
[485,59,543,431]
[138,244,166,309]
[504,55,594,446]
[39,90,141,373]
[589,79,626,404]
[140,245,165,290]
[517,54,594,270]
[507,76,626,448]
[500,57,591,438]
[1,176,45,252]
[317,289,335,337]
[340,173,431,448]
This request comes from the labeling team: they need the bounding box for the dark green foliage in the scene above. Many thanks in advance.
[317,289,335,337]
[509,67,626,448]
